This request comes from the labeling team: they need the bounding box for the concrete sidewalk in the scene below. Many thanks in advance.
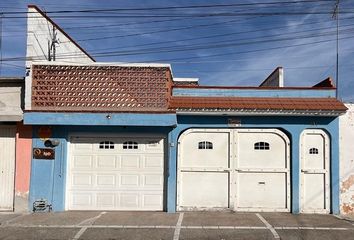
[1,211,354,240]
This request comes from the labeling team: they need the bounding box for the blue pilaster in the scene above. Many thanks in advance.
[167,128,178,212]
[291,130,301,214]
[329,119,340,214]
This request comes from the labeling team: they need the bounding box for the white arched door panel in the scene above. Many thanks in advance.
[300,129,330,213]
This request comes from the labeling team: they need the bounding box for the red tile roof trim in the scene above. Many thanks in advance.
[169,97,347,112]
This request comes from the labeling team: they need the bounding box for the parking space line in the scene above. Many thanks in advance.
[77,212,106,226]
[173,213,184,240]
[299,227,351,230]
[1,213,30,226]
[73,226,88,240]
[256,213,280,239]
[274,226,353,231]
[73,211,106,240]
[180,226,268,230]
[3,224,354,231]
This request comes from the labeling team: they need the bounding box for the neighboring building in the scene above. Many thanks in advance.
[0,77,31,212]
[340,103,354,214]
[21,5,349,214]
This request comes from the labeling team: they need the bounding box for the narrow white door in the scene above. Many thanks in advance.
[300,129,330,213]
[177,130,231,210]
[0,126,16,211]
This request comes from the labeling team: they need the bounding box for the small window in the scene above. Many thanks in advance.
[309,148,319,154]
[99,141,114,149]
[198,141,213,149]
[254,142,270,150]
[123,141,138,149]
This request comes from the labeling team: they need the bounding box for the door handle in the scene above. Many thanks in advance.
[301,170,310,173]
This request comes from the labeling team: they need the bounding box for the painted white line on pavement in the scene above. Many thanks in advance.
[77,211,106,226]
[1,213,30,226]
[73,211,106,240]
[274,226,354,231]
[3,224,354,231]
[173,213,184,240]
[299,227,351,230]
[180,226,267,230]
[256,213,280,239]
[73,226,88,240]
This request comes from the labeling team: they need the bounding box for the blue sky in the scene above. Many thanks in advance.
[1,0,354,101]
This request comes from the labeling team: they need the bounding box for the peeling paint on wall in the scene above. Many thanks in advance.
[341,203,354,214]
[340,104,354,215]
[341,175,354,192]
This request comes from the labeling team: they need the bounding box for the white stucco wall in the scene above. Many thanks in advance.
[0,87,23,121]
[340,103,354,215]
[25,6,94,110]
[259,67,284,87]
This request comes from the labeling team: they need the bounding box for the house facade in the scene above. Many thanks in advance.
[22,62,346,214]
[17,5,352,214]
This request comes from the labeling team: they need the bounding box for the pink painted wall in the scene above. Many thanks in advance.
[15,122,32,196]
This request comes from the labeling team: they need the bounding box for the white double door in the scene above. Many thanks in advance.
[177,128,291,212]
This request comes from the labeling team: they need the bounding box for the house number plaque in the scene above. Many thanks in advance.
[33,148,55,160]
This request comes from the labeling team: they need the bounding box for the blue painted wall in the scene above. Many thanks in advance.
[24,112,177,126]
[166,115,340,214]
[29,125,172,212]
[173,88,336,98]
[28,113,340,214]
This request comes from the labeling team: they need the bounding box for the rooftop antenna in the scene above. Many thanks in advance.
[49,25,58,61]
[332,0,340,99]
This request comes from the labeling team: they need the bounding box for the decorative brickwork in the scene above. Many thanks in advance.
[31,65,173,112]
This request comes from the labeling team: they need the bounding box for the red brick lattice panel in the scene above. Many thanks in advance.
[31,65,173,112]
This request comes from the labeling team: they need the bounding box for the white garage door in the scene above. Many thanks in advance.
[177,129,290,212]
[67,135,165,211]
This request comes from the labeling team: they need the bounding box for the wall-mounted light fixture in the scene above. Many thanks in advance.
[44,139,60,148]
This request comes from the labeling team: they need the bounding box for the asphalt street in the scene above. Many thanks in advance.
[1,211,354,240]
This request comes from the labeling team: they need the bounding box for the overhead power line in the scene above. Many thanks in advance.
[3,11,354,19]
[3,34,354,63]
[39,26,354,59]
[0,0,336,14]
[150,35,354,63]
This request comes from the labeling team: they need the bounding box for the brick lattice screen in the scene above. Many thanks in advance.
[31,65,172,112]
